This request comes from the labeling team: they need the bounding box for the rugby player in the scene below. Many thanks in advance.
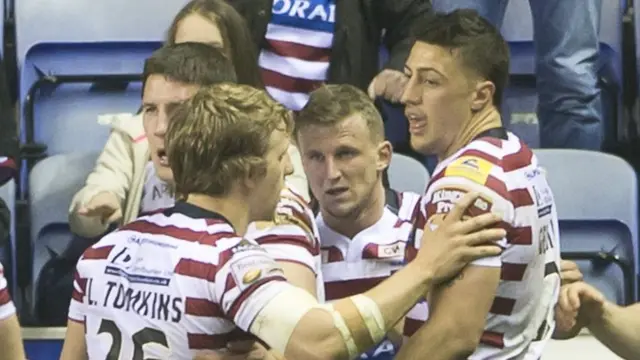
[0,263,25,359]
[60,83,506,360]
[295,84,426,359]
[396,9,562,359]
[126,42,323,358]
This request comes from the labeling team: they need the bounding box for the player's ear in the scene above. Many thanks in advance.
[376,140,393,172]
[243,162,267,190]
[471,80,495,112]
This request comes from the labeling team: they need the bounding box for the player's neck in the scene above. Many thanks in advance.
[184,193,251,236]
[439,107,502,162]
[322,183,386,239]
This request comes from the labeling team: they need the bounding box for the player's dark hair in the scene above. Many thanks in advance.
[412,9,510,107]
[142,42,238,93]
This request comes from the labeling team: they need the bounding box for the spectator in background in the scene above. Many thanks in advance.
[0,57,17,187]
[219,0,433,111]
[68,44,238,240]
[0,58,17,251]
[68,0,309,241]
[432,0,603,150]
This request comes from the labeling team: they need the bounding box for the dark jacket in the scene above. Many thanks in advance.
[0,57,17,186]
[228,0,432,91]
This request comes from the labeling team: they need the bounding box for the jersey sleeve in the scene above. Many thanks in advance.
[68,263,89,323]
[0,263,15,320]
[213,237,291,332]
[247,190,320,276]
[419,155,514,267]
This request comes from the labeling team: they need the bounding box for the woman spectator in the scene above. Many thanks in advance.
[68,0,309,240]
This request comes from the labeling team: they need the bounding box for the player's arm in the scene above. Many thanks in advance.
[221,193,505,360]
[0,314,25,360]
[0,268,26,360]
[244,220,318,360]
[397,266,500,359]
[60,269,89,360]
[555,281,640,359]
[590,302,640,359]
[252,198,320,297]
[251,221,317,297]
[396,169,507,359]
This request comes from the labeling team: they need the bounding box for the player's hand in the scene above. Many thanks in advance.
[555,281,606,332]
[560,260,583,285]
[417,192,505,284]
[367,69,409,103]
[77,191,123,224]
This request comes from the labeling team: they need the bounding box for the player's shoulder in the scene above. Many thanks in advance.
[459,132,535,171]
[393,190,423,219]
[121,211,238,248]
[429,133,534,201]
[274,186,317,237]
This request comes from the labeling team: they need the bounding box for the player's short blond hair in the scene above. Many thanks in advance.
[295,84,385,143]
[166,83,293,199]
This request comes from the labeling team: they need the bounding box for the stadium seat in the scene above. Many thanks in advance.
[15,0,188,194]
[28,152,99,318]
[22,328,65,360]
[0,180,16,293]
[388,153,431,194]
[501,0,625,147]
[534,149,638,305]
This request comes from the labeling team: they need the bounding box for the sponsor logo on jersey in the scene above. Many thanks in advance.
[431,187,491,214]
[272,0,336,23]
[229,253,283,290]
[232,239,265,254]
[105,246,173,286]
[377,241,406,259]
[242,269,263,284]
[127,236,177,249]
[444,156,493,184]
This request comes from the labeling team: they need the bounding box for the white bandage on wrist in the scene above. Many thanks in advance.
[249,287,387,359]
[350,295,386,342]
[319,304,360,358]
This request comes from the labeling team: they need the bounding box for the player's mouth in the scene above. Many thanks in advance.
[325,186,349,197]
[406,112,427,134]
[156,149,169,166]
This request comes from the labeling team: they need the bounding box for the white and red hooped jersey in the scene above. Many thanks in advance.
[318,191,425,359]
[68,201,294,360]
[247,186,325,300]
[259,0,335,110]
[0,262,15,320]
[406,131,561,359]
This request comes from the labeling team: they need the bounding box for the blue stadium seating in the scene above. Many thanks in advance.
[22,327,65,360]
[501,0,625,147]
[535,149,638,305]
[387,153,431,194]
[15,0,188,195]
[28,152,98,319]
